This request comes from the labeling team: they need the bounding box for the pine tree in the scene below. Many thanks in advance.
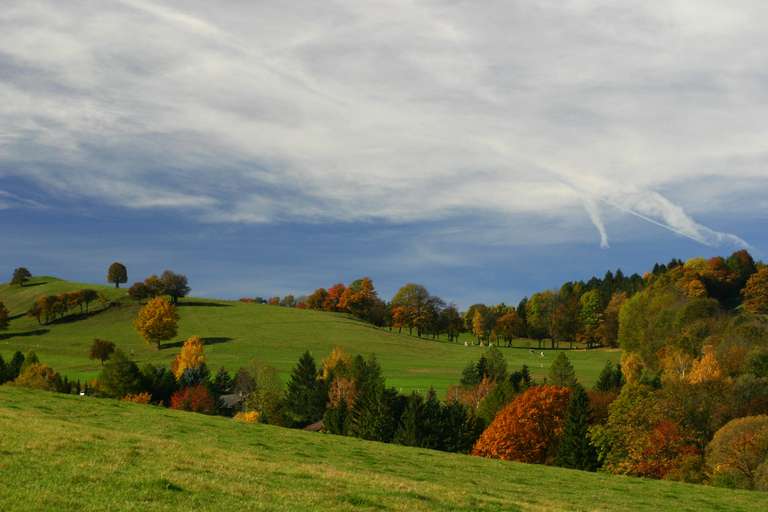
[420,389,444,450]
[548,352,577,387]
[284,351,326,427]
[8,351,24,381]
[323,399,351,435]
[595,361,615,391]
[0,301,9,330]
[555,384,598,471]
[0,354,6,384]
[98,349,142,398]
[393,393,422,446]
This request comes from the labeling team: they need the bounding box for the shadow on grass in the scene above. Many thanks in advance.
[47,308,112,325]
[160,336,233,350]
[178,301,232,308]
[19,281,48,288]
[0,328,50,340]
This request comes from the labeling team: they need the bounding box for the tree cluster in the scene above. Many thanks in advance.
[128,270,190,304]
[27,289,106,325]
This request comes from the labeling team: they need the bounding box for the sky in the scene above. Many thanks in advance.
[1,0,767,307]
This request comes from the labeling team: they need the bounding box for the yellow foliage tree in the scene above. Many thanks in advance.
[321,346,352,381]
[123,392,152,404]
[742,268,768,315]
[134,296,179,349]
[621,352,645,385]
[171,335,206,380]
[688,345,723,384]
[472,309,486,344]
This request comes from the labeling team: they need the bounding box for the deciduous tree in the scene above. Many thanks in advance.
[472,385,571,463]
[134,296,179,349]
[743,268,768,315]
[107,262,128,288]
[98,349,142,398]
[89,339,115,365]
[171,335,206,380]
[706,415,768,490]
[170,384,215,414]
[10,267,31,286]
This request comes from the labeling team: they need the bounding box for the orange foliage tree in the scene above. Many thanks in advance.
[706,415,768,490]
[472,385,571,463]
[447,377,496,411]
[687,345,723,384]
[171,335,206,380]
[134,296,178,349]
[323,283,346,311]
[170,384,215,414]
[742,268,768,315]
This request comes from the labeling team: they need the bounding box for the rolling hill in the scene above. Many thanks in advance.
[0,277,620,394]
[1,386,765,511]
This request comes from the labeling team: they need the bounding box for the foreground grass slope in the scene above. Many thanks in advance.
[1,387,764,512]
[0,277,619,394]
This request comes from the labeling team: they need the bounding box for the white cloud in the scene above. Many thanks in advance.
[0,0,765,247]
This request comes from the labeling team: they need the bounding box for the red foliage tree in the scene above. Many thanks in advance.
[472,385,571,463]
[170,385,215,414]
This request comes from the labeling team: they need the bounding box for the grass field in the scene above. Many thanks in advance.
[1,386,765,511]
[0,277,620,395]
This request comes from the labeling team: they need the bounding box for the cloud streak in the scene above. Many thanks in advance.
[0,0,765,249]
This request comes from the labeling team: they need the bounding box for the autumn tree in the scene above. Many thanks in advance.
[706,415,768,490]
[323,283,346,311]
[89,339,115,365]
[440,304,464,342]
[171,335,206,381]
[391,283,434,337]
[556,384,598,471]
[305,288,328,310]
[549,352,577,387]
[98,349,142,398]
[526,291,555,348]
[495,310,523,346]
[134,296,179,349]
[742,267,768,315]
[160,270,190,305]
[13,362,59,390]
[596,292,626,348]
[472,309,486,344]
[10,267,31,286]
[0,301,9,330]
[107,262,128,288]
[472,385,571,463]
[283,351,326,427]
[170,384,215,414]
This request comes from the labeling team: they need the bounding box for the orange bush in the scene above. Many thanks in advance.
[170,385,215,414]
[472,385,571,463]
[123,392,152,404]
[234,411,261,423]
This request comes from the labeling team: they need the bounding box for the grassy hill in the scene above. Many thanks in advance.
[1,386,765,511]
[0,277,620,394]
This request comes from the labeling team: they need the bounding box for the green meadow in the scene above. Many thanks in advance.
[1,386,764,512]
[0,277,620,394]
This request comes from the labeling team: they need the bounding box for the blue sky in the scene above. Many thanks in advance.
[1,1,767,307]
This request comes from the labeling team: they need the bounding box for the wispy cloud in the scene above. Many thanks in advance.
[0,0,764,249]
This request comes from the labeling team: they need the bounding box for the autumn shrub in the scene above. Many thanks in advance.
[13,362,59,391]
[234,411,261,423]
[170,385,215,414]
[706,415,768,489]
[123,392,152,404]
[472,385,571,464]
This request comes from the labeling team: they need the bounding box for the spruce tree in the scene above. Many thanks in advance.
[555,384,598,471]
[548,352,577,387]
[420,388,443,450]
[8,351,24,381]
[0,354,6,384]
[595,361,615,391]
[393,393,421,446]
[323,399,350,435]
[284,351,325,427]
[99,349,142,398]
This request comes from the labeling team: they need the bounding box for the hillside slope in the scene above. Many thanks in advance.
[0,277,619,394]
[1,386,765,512]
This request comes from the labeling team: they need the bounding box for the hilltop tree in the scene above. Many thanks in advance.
[742,268,768,315]
[10,267,31,286]
[160,270,190,305]
[88,339,116,365]
[134,297,179,349]
[98,349,142,398]
[323,283,346,311]
[107,262,128,288]
[305,288,328,310]
[556,384,598,471]
[171,335,206,380]
[283,351,326,428]
[549,352,577,387]
[0,301,9,330]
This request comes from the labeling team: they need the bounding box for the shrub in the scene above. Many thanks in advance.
[14,362,59,391]
[234,411,261,423]
[170,385,215,414]
[123,392,152,404]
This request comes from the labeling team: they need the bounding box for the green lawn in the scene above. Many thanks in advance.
[0,386,764,511]
[0,277,620,395]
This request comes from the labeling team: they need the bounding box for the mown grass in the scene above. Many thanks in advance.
[1,386,765,511]
[0,277,620,394]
